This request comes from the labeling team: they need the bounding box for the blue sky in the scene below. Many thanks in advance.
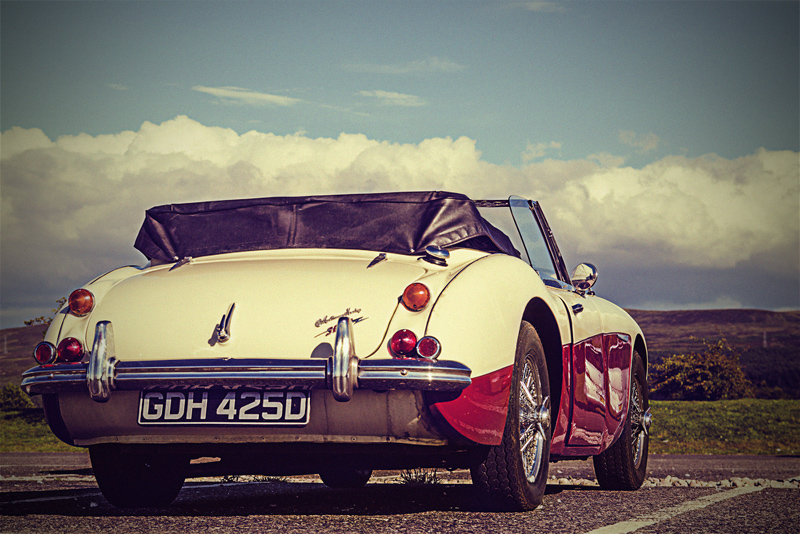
[4,1,797,164]
[1,1,799,327]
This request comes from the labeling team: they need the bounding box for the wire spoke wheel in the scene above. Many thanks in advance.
[593,350,650,490]
[519,360,550,483]
[629,379,645,469]
[471,321,551,511]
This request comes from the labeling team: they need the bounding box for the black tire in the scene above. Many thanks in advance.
[593,350,650,490]
[319,466,372,488]
[470,321,552,511]
[90,445,188,508]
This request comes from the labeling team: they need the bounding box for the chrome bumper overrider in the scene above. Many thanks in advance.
[22,318,471,403]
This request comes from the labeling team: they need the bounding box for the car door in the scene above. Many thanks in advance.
[508,197,609,449]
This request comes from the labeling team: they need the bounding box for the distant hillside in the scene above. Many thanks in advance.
[1,324,47,387]
[627,309,800,354]
[627,309,800,397]
[3,310,799,396]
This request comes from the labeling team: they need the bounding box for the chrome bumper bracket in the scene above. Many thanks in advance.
[332,316,359,401]
[87,321,117,402]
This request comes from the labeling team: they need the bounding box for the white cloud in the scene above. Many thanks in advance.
[192,85,301,107]
[0,126,55,159]
[531,149,799,274]
[620,130,660,153]
[357,90,426,107]
[587,152,627,168]
[1,116,798,326]
[345,57,465,75]
[522,141,562,162]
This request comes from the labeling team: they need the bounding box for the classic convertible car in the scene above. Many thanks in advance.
[23,191,651,510]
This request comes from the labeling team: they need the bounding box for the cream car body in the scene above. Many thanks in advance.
[24,192,650,510]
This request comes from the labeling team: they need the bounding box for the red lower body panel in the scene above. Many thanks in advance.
[431,333,633,452]
[430,365,513,446]
[549,345,573,455]
[552,334,632,456]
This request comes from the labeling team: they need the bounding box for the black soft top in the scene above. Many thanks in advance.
[134,191,519,262]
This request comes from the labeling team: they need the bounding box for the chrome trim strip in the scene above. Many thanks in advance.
[21,365,88,394]
[22,358,471,397]
[116,359,329,389]
[169,256,193,271]
[357,359,471,390]
[22,319,471,401]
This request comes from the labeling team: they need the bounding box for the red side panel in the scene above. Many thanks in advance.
[560,333,632,456]
[431,334,631,451]
[568,334,608,448]
[430,365,513,446]
[549,345,573,454]
[604,333,632,427]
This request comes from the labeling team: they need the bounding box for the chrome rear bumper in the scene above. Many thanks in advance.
[22,318,471,403]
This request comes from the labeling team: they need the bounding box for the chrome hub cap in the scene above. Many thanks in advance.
[519,359,550,483]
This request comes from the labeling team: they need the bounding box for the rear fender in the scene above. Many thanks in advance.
[49,266,147,359]
[424,254,568,445]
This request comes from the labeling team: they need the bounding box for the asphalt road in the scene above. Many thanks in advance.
[1,453,798,534]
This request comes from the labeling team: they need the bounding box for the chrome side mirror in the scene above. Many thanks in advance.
[571,263,598,295]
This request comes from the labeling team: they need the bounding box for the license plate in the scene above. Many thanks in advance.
[137,389,310,426]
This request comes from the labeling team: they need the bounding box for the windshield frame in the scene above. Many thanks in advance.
[476,196,572,287]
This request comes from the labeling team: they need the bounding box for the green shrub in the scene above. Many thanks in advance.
[0,383,36,410]
[24,296,66,327]
[650,338,755,401]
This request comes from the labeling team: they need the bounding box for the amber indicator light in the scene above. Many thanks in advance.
[402,283,430,311]
[68,288,95,316]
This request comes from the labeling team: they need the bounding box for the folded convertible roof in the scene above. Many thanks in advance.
[134,191,519,262]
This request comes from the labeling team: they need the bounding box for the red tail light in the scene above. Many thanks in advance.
[390,330,417,356]
[68,288,94,316]
[57,338,84,363]
[33,342,57,365]
[416,336,441,359]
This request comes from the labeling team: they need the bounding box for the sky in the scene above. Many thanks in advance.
[1,0,798,328]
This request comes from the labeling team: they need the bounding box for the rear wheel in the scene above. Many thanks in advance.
[470,321,552,511]
[90,445,188,508]
[319,466,372,488]
[593,350,650,489]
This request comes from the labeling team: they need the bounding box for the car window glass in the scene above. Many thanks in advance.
[476,206,531,266]
[508,197,560,283]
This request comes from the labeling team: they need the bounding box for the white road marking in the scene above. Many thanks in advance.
[0,491,103,504]
[582,486,766,534]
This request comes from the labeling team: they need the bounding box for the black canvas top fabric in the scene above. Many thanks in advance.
[133,191,519,262]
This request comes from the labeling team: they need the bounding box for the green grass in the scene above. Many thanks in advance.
[649,399,800,455]
[2,399,799,455]
[0,409,80,452]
